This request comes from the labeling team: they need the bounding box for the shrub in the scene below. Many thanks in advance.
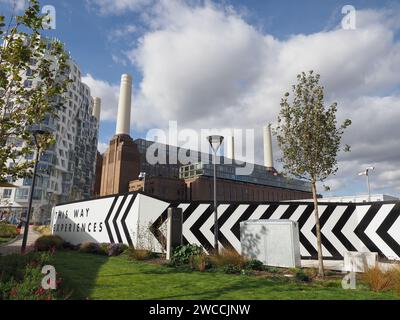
[244,259,264,271]
[171,244,203,266]
[189,254,210,272]
[125,247,154,261]
[295,270,311,282]
[79,242,100,254]
[221,264,241,274]
[107,243,128,256]
[209,248,247,269]
[0,251,67,300]
[98,243,109,255]
[34,235,64,252]
[62,241,79,251]
[264,266,279,273]
[33,225,51,235]
[147,251,159,259]
[0,223,19,238]
[362,266,398,292]
[241,269,255,276]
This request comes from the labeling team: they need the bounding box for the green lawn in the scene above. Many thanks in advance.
[53,251,399,300]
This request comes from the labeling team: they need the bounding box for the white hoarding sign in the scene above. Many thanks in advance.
[51,193,170,250]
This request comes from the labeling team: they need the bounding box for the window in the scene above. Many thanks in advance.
[33,189,42,200]
[24,80,33,88]
[16,188,29,200]
[23,178,33,186]
[2,189,12,198]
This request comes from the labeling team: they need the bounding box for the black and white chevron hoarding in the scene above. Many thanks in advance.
[52,193,400,261]
[51,193,170,252]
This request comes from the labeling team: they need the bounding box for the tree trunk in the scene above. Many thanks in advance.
[311,180,325,277]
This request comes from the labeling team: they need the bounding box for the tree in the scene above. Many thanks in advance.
[0,0,70,183]
[274,71,351,277]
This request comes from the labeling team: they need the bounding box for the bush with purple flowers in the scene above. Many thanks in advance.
[107,243,128,256]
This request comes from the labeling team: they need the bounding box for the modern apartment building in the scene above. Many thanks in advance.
[0,48,100,224]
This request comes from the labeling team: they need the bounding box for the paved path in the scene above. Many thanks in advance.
[0,226,40,256]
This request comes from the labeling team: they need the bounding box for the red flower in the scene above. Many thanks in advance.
[35,287,46,295]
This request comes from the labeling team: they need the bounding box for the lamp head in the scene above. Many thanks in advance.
[207,135,224,153]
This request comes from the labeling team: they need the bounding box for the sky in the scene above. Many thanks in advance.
[1,0,400,197]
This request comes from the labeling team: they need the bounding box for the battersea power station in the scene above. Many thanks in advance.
[95,74,312,202]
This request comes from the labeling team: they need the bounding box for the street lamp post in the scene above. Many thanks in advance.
[21,129,46,254]
[207,135,224,254]
[138,172,146,193]
[358,166,375,202]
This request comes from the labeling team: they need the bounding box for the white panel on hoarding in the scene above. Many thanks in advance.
[137,194,171,252]
[52,197,116,245]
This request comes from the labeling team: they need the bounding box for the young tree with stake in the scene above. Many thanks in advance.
[0,0,70,183]
[274,71,351,277]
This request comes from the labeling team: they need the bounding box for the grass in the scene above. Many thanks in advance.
[32,225,51,235]
[52,250,399,300]
[0,237,15,245]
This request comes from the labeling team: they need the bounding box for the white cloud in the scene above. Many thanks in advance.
[108,24,138,41]
[88,1,400,196]
[97,142,109,154]
[81,74,120,122]
[111,54,128,66]
[0,0,26,11]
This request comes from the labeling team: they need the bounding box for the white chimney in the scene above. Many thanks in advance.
[263,124,274,169]
[92,97,101,122]
[227,136,235,160]
[115,74,132,136]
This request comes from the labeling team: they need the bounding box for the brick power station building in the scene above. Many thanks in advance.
[96,74,312,202]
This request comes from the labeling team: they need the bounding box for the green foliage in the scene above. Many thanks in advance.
[34,235,64,252]
[52,250,399,300]
[99,243,109,255]
[275,71,352,277]
[264,266,279,273]
[295,270,311,282]
[0,0,70,182]
[0,251,66,300]
[275,71,351,184]
[107,243,128,256]
[171,244,203,266]
[221,264,241,274]
[32,225,51,235]
[189,254,210,272]
[0,223,18,238]
[79,241,100,254]
[62,241,79,251]
[244,259,264,271]
[125,246,156,261]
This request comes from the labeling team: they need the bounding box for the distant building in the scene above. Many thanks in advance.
[0,43,100,223]
[315,194,399,203]
[102,74,313,202]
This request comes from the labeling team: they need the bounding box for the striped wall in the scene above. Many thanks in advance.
[52,193,400,261]
[149,200,400,260]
